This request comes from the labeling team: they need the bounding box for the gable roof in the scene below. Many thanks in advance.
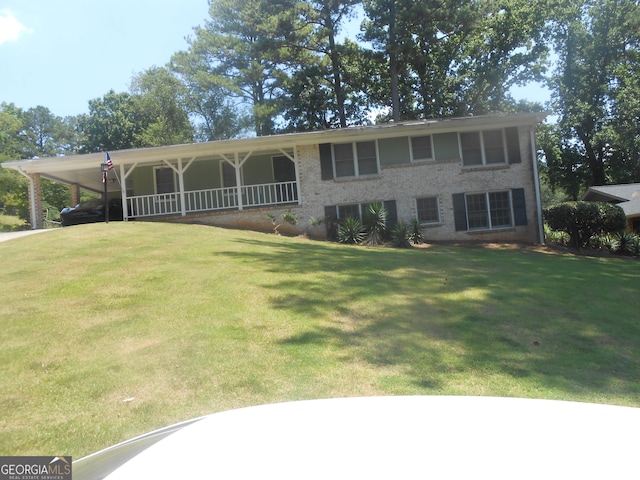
[1,112,546,194]
[582,183,640,217]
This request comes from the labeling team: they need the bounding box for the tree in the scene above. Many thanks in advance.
[130,66,194,146]
[170,50,251,141]
[361,0,552,120]
[292,0,359,128]
[22,106,67,158]
[183,0,300,136]
[361,0,408,121]
[548,0,640,191]
[457,0,550,114]
[78,91,143,153]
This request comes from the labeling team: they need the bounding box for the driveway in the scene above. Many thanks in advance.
[0,229,54,243]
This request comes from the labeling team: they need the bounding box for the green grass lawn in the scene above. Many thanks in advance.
[1,222,639,458]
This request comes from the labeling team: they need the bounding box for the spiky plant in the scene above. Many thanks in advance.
[338,216,366,244]
[363,202,387,245]
[390,222,412,248]
[615,231,639,256]
[408,218,425,245]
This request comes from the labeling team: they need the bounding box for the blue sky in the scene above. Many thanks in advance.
[0,0,210,117]
[1,1,549,119]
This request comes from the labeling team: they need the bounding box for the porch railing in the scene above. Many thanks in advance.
[127,181,298,219]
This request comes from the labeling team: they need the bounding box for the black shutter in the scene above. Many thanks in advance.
[324,205,338,240]
[383,200,398,228]
[453,193,468,231]
[512,188,527,226]
[506,127,521,164]
[319,143,334,180]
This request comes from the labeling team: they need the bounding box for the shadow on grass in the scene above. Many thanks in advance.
[221,238,640,403]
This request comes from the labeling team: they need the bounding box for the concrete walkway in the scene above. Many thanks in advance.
[0,229,55,243]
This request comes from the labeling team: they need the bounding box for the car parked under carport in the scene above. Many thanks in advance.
[60,198,123,226]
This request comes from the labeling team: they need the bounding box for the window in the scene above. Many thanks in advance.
[154,167,175,194]
[416,196,440,224]
[333,143,355,177]
[460,129,508,166]
[456,191,515,231]
[466,191,512,230]
[454,189,527,232]
[221,161,237,188]
[338,203,362,220]
[329,141,379,178]
[410,136,433,161]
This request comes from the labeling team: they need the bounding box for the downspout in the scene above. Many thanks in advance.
[16,167,38,230]
[530,128,545,245]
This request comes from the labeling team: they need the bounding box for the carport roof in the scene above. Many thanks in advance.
[1,112,546,193]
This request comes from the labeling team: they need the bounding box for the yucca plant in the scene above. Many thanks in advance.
[615,231,638,256]
[338,216,366,244]
[408,218,425,245]
[363,202,387,245]
[390,222,412,248]
[631,234,640,257]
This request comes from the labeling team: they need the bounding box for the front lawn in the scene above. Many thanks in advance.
[1,222,638,458]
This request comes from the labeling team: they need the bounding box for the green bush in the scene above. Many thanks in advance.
[544,201,627,249]
[408,218,425,245]
[338,217,366,244]
[363,202,387,246]
[390,222,412,248]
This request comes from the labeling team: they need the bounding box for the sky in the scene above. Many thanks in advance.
[0,0,210,117]
[0,1,550,119]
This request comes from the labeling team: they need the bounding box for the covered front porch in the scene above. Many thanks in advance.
[126,180,298,219]
[4,137,302,228]
[120,148,300,220]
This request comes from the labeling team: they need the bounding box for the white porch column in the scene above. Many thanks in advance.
[234,153,243,211]
[178,158,187,216]
[119,163,129,221]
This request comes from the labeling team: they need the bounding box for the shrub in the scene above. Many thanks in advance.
[408,218,425,245]
[363,202,387,246]
[544,223,570,245]
[544,201,627,249]
[281,210,298,226]
[614,231,639,256]
[338,217,365,244]
[390,222,412,248]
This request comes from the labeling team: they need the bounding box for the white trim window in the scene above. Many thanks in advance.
[416,196,440,224]
[465,191,513,230]
[460,129,508,166]
[154,166,176,194]
[410,135,433,162]
[332,140,379,178]
[337,203,370,220]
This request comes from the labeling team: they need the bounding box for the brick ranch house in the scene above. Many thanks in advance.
[2,112,547,243]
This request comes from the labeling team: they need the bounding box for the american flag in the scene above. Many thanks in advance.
[105,151,114,170]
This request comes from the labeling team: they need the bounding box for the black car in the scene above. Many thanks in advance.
[60,198,124,226]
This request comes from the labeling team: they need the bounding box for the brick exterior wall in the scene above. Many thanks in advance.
[30,173,43,229]
[161,125,541,244]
